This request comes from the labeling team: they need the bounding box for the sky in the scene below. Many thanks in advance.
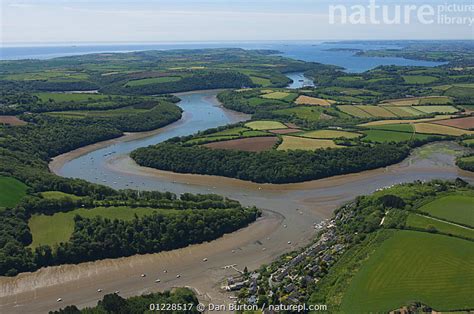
[1,0,473,44]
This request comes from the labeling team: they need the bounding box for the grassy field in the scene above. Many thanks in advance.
[245,120,287,130]
[186,135,239,145]
[359,115,452,127]
[125,76,181,86]
[341,230,474,312]
[208,127,250,136]
[273,106,324,122]
[369,123,414,133]
[250,76,272,87]
[406,214,474,240]
[403,75,439,84]
[418,96,453,105]
[414,105,459,114]
[362,129,431,143]
[29,206,169,248]
[300,130,361,139]
[384,106,423,117]
[261,91,293,100]
[0,176,27,208]
[277,136,340,151]
[414,123,473,136]
[337,105,373,118]
[417,194,474,227]
[356,105,397,118]
[41,191,82,200]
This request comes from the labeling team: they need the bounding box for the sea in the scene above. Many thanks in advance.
[0,41,445,73]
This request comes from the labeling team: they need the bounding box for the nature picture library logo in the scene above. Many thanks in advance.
[329,0,474,26]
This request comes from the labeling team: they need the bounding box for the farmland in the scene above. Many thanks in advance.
[340,230,474,312]
[29,206,162,248]
[295,95,334,106]
[0,176,27,208]
[433,116,474,129]
[417,194,474,227]
[403,75,438,84]
[414,123,474,136]
[299,129,361,139]
[277,136,340,151]
[245,120,287,130]
[406,214,474,240]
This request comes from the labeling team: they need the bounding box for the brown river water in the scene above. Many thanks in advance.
[1,90,473,313]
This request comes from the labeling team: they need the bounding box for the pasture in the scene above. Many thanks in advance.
[341,230,474,312]
[277,136,340,151]
[414,105,459,114]
[41,191,82,200]
[274,106,324,122]
[362,130,415,143]
[414,123,473,136]
[337,105,372,118]
[368,124,414,133]
[0,176,27,208]
[406,214,474,240]
[261,91,295,101]
[402,75,438,84]
[300,130,361,139]
[355,105,397,118]
[245,120,287,130]
[417,194,474,227]
[384,106,423,117]
[358,115,452,127]
[28,206,166,248]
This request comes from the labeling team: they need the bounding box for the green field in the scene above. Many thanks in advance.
[403,75,439,84]
[418,96,452,105]
[417,194,474,227]
[277,136,340,151]
[341,230,474,312]
[414,105,459,114]
[41,191,82,200]
[300,130,361,139]
[249,76,272,87]
[384,106,423,117]
[369,123,414,133]
[48,106,149,118]
[245,120,287,130]
[337,105,373,118]
[0,176,27,208]
[29,206,169,248]
[208,127,250,136]
[356,105,397,118]
[362,129,430,143]
[273,106,324,122]
[406,214,474,240]
[261,91,293,100]
[125,76,181,87]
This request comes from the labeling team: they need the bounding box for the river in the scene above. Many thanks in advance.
[2,83,473,313]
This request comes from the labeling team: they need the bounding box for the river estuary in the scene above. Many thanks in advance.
[1,81,473,313]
